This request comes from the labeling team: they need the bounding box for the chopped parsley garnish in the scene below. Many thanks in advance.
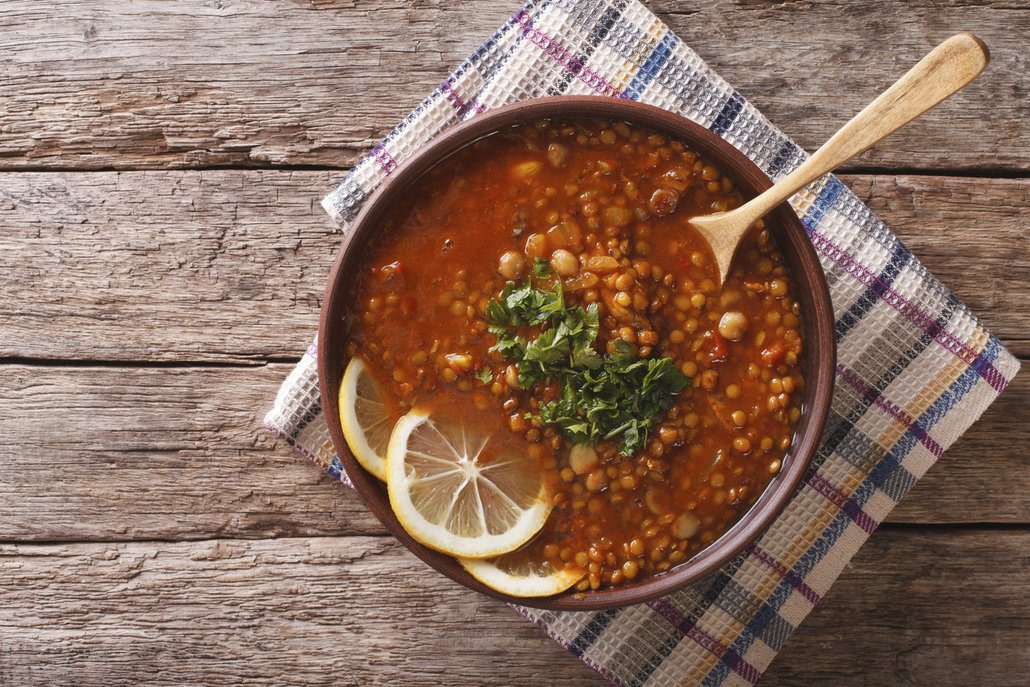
[532,256,552,278]
[474,367,494,384]
[486,282,690,455]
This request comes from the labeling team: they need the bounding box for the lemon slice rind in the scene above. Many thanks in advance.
[459,557,585,598]
[339,357,392,482]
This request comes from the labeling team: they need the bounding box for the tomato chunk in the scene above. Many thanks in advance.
[760,341,787,368]
[708,329,728,361]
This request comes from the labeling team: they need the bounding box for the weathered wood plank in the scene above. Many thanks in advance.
[0,363,385,542]
[1,172,1025,363]
[762,527,1030,687]
[0,530,1025,686]
[0,363,1025,544]
[0,1,1025,171]
[0,536,601,687]
[0,171,337,362]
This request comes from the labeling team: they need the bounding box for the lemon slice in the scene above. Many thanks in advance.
[460,552,584,598]
[387,408,553,558]
[339,357,394,482]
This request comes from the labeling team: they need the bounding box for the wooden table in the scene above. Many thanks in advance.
[2,2,1026,685]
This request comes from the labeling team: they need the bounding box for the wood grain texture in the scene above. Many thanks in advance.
[1,172,1025,363]
[0,0,1025,171]
[0,530,1025,687]
[1,362,1025,543]
[0,363,382,542]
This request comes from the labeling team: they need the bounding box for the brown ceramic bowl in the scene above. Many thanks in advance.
[318,97,835,611]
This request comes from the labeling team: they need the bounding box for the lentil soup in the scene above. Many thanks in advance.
[344,117,806,594]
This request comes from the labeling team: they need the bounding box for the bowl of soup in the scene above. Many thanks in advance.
[318,97,835,610]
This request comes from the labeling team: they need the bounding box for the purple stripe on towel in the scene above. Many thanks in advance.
[805,473,878,534]
[370,144,398,175]
[750,547,821,605]
[515,9,625,98]
[836,364,945,457]
[648,598,763,685]
[809,229,1006,391]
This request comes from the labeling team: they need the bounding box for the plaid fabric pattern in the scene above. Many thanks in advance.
[264,1,1019,684]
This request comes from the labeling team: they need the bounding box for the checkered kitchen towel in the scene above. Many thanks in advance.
[265,1,1020,684]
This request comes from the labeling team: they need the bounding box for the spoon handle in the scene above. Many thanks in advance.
[736,33,989,227]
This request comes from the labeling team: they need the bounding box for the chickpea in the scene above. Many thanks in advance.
[673,512,700,539]
[497,250,525,280]
[569,444,599,475]
[546,142,569,168]
[550,249,579,277]
[769,278,789,298]
[604,206,633,228]
[524,233,548,258]
[718,311,749,341]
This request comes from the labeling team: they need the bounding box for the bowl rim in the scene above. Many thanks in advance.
[318,96,836,611]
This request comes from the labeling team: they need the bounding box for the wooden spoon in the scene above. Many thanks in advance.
[690,32,990,286]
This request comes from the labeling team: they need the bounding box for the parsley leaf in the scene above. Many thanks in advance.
[486,281,690,455]
[475,367,493,384]
[536,354,690,455]
[488,281,565,327]
[532,257,552,278]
